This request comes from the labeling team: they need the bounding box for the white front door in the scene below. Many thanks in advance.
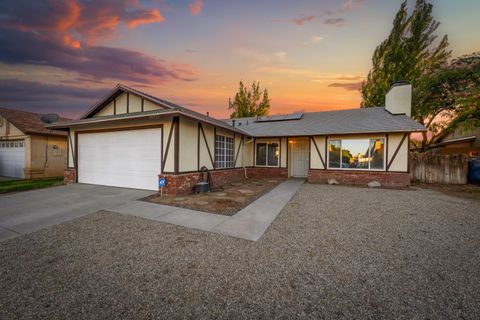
[78,128,162,190]
[291,138,309,177]
[0,140,25,178]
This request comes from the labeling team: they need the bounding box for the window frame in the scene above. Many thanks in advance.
[214,134,235,169]
[326,136,386,171]
[255,142,280,167]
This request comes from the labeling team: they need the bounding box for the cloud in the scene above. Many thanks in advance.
[304,35,324,45]
[188,0,203,16]
[335,75,364,81]
[324,18,346,27]
[0,79,110,117]
[0,1,198,85]
[328,81,363,91]
[340,0,365,12]
[0,28,199,84]
[291,15,316,25]
[0,1,165,44]
[125,9,165,28]
[273,51,288,63]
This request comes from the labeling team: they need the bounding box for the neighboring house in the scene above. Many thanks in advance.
[0,107,68,179]
[48,82,425,194]
[430,127,480,158]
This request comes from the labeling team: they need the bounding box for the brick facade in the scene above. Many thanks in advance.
[159,167,288,195]
[247,167,289,179]
[64,168,77,184]
[308,169,411,187]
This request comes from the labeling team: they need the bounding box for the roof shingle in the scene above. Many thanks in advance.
[0,107,69,136]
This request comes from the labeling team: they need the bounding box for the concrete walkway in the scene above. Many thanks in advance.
[111,178,304,241]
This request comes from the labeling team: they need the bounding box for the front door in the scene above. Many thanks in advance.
[290,138,309,177]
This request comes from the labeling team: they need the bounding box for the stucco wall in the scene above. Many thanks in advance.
[179,117,198,172]
[387,133,408,172]
[28,135,67,178]
[310,136,327,169]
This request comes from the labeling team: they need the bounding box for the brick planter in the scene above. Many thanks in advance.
[247,167,288,179]
[308,169,411,187]
[159,168,246,196]
[64,168,77,184]
[159,167,290,195]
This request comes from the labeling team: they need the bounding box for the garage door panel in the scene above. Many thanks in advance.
[0,140,25,178]
[78,128,161,190]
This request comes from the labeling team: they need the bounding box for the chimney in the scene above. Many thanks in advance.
[206,111,209,117]
[385,81,412,117]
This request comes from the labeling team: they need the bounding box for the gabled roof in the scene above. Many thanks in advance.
[0,107,68,136]
[222,107,426,137]
[52,84,247,135]
[48,84,426,137]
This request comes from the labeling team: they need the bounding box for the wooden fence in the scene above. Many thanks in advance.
[410,153,468,184]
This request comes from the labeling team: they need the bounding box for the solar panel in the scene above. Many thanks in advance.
[255,113,303,122]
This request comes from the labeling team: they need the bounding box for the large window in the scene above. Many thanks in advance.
[215,134,234,168]
[328,138,385,170]
[256,142,279,167]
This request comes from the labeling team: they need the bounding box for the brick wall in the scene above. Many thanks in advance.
[64,168,77,184]
[159,167,289,195]
[160,168,246,195]
[308,169,411,187]
[247,167,288,179]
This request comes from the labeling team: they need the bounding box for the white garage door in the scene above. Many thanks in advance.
[78,128,162,190]
[0,140,25,178]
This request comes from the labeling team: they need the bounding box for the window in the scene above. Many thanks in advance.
[256,143,279,167]
[328,138,385,170]
[215,134,234,168]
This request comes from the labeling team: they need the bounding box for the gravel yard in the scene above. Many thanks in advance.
[1,183,479,319]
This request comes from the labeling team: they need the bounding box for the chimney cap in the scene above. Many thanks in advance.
[391,80,409,88]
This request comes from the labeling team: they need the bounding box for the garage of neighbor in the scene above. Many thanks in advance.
[0,140,25,178]
[78,128,162,190]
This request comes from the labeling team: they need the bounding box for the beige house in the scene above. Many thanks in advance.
[0,107,68,179]
[48,83,425,194]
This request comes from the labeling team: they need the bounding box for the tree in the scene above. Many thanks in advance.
[361,0,450,110]
[413,52,480,150]
[228,81,270,118]
[361,0,480,151]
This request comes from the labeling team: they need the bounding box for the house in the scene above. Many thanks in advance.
[430,127,480,158]
[0,107,68,179]
[47,82,426,194]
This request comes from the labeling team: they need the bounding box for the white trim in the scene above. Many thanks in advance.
[326,136,386,171]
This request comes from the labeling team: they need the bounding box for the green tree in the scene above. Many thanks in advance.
[414,52,480,150]
[229,81,270,118]
[361,0,450,110]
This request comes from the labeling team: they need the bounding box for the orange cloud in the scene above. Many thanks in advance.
[55,1,81,32]
[63,34,81,48]
[188,0,203,16]
[126,9,165,28]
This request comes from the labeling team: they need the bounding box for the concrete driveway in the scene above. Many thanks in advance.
[0,184,154,241]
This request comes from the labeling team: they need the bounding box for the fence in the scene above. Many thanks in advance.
[410,153,468,184]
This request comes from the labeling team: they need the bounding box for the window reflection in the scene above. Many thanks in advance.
[328,138,385,170]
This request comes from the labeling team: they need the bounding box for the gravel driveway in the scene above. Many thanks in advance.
[1,184,479,319]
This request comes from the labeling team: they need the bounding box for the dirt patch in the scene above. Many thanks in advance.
[143,178,284,215]
[412,182,480,201]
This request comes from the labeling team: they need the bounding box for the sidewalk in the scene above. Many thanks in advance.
[110,178,304,241]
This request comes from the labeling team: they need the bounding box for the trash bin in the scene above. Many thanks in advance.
[468,158,480,184]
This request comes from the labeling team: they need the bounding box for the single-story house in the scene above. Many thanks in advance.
[429,127,480,158]
[0,107,68,179]
[48,82,426,194]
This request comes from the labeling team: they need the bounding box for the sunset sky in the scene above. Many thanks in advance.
[0,0,479,119]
